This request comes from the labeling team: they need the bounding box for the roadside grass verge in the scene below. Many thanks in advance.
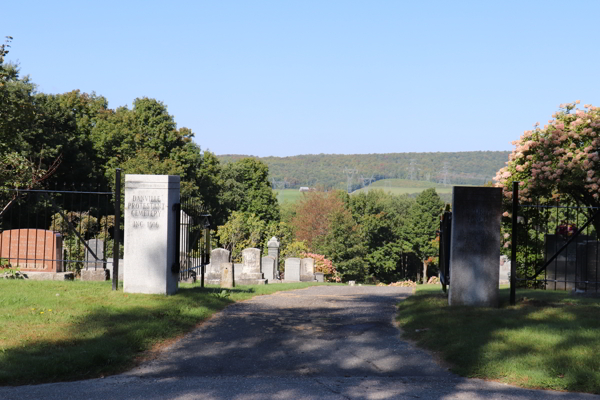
[0,280,326,386]
[396,285,600,393]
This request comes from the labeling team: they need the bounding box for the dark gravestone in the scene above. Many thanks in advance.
[448,187,502,307]
[545,235,597,291]
[84,239,105,269]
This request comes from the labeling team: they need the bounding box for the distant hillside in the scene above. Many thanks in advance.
[217,151,509,191]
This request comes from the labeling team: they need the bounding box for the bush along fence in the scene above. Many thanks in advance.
[508,181,600,304]
[0,169,122,289]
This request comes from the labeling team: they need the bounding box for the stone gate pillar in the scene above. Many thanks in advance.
[124,175,180,295]
[448,186,502,307]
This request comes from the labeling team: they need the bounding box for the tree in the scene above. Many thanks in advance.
[407,188,444,282]
[317,207,367,281]
[291,191,346,249]
[348,190,415,282]
[219,158,279,223]
[216,211,266,262]
[495,101,600,230]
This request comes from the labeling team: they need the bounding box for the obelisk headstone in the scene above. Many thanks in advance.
[124,175,180,295]
[267,236,280,277]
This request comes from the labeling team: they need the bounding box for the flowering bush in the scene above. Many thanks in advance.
[495,101,600,212]
[301,252,341,282]
[495,101,600,285]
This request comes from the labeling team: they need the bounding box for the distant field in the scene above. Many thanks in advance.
[273,179,470,204]
[274,189,306,203]
[352,179,455,195]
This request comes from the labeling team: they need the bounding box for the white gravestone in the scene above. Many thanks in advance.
[205,248,230,284]
[220,263,234,288]
[300,258,315,281]
[237,248,266,285]
[262,256,276,282]
[285,258,301,282]
[267,236,280,277]
[124,175,180,295]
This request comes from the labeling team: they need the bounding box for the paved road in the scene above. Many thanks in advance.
[1,286,599,399]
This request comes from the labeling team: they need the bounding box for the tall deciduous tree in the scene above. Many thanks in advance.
[219,158,279,224]
[407,188,444,281]
[291,191,346,249]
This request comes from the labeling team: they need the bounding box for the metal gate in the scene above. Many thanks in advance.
[509,181,600,303]
[0,169,122,290]
[176,197,211,286]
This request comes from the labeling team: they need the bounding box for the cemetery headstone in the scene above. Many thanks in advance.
[300,257,315,281]
[284,258,301,282]
[220,263,234,288]
[205,248,230,284]
[84,239,104,269]
[124,174,180,295]
[448,186,502,307]
[262,255,276,282]
[267,236,280,277]
[315,272,324,282]
[0,229,63,272]
[544,235,593,291]
[499,255,510,285]
[237,248,266,285]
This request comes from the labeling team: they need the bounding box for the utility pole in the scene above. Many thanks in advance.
[343,168,358,193]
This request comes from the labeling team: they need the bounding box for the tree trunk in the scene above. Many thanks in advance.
[422,260,428,284]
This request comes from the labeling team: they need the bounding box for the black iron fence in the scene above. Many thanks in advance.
[177,196,211,285]
[0,170,122,289]
[509,181,600,303]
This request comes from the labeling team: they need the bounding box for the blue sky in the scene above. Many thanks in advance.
[3,1,600,157]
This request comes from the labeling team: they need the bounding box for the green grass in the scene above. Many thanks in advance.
[0,280,326,386]
[274,179,464,204]
[396,285,600,393]
[274,189,306,203]
[353,179,456,195]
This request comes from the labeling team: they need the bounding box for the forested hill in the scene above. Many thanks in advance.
[217,151,510,190]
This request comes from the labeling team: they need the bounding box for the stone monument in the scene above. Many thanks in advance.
[267,236,280,277]
[262,255,276,282]
[300,257,315,281]
[0,229,63,272]
[205,248,230,285]
[448,186,502,307]
[81,239,108,281]
[284,258,301,282]
[237,248,266,285]
[124,174,180,295]
[220,263,234,288]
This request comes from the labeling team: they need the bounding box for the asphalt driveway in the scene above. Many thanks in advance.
[1,285,599,399]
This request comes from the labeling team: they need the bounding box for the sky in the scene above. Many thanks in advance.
[2,1,600,157]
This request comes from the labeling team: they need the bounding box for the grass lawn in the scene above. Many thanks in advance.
[0,280,326,386]
[353,179,456,196]
[396,285,600,394]
[274,189,306,203]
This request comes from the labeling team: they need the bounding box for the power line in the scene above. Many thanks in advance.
[343,168,358,193]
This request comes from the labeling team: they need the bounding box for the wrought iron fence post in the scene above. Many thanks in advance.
[510,181,519,305]
[112,169,121,291]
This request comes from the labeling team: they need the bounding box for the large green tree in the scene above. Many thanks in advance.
[219,158,279,224]
[348,190,415,282]
[407,188,444,281]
